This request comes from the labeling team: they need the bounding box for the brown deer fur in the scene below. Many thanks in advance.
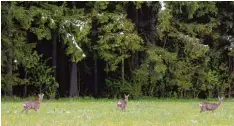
[117,94,129,112]
[199,96,223,113]
[21,93,44,114]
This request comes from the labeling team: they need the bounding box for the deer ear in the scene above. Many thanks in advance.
[127,94,129,97]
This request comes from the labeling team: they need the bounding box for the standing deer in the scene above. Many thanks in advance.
[116,94,129,112]
[199,96,223,113]
[21,93,44,114]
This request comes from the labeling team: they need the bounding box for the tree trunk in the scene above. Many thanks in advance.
[57,42,70,97]
[77,64,80,97]
[196,91,201,98]
[180,89,183,98]
[228,56,234,98]
[52,31,57,98]
[208,90,212,98]
[69,62,78,97]
[122,58,125,85]
[52,30,57,78]
[193,90,196,98]
[149,2,158,45]
[23,85,27,97]
[23,71,28,97]
[133,8,140,73]
[39,86,42,94]
[7,47,13,96]
[94,58,98,97]
[92,19,98,97]
[229,83,232,98]
[160,84,165,98]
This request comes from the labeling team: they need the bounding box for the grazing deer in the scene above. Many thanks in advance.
[116,94,129,112]
[21,93,44,114]
[199,96,223,113]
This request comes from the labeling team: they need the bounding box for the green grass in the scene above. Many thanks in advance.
[1,98,234,126]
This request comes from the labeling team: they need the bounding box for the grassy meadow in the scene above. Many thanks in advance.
[1,98,234,126]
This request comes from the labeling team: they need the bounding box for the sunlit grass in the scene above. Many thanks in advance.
[1,98,234,126]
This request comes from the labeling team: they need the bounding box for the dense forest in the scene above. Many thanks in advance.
[1,1,234,99]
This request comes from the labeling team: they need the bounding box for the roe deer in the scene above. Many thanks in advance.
[116,94,129,112]
[199,96,223,113]
[21,93,44,114]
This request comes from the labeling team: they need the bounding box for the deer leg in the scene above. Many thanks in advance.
[121,107,124,112]
[200,108,203,113]
[25,108,30,114]
[116,104,120,110]
[116,106,120,111]
[200,108,206,113]
[34,108,38,112]
[21,108,26,114]
[122,106,126,112]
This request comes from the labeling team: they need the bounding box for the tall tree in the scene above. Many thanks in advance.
[85,1,144,96]
[216,1,234,97]
[1,1,34,96]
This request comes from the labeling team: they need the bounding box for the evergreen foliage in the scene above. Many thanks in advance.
[1,1,234,98]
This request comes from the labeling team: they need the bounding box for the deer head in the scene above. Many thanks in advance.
[124,94,129,101]
[38,93,44,102]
